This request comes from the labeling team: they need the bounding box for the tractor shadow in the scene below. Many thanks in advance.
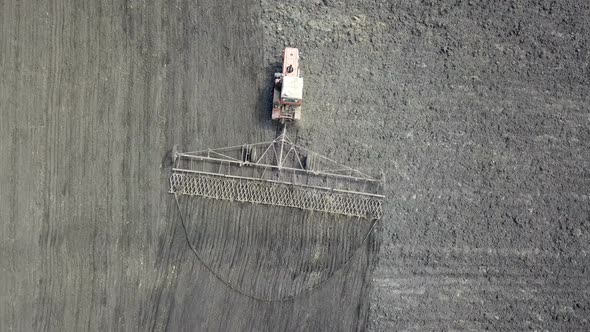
[256,61,283,133]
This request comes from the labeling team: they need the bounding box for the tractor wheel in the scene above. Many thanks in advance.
[249,146,257,162]
[172,144,181,163]
[293,118,304,130]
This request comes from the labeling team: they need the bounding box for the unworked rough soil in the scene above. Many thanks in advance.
[2,0,590,331]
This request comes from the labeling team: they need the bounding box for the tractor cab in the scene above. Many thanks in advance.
[280,75,303,105]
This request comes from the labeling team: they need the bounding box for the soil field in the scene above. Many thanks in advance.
[1,0,375,330]
[2,0,590,331]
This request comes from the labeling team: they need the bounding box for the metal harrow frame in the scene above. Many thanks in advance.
[169,129,384,220]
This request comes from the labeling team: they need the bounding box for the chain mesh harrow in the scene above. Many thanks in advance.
[169,172,383,220]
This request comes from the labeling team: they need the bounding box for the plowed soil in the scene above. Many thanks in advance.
[2,0,589,331]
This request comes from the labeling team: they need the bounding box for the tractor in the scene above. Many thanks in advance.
[272,47,303,123]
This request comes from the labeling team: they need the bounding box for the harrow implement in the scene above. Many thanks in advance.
[169,127,384,220]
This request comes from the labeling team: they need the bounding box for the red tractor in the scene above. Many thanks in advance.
[272,48,303,123]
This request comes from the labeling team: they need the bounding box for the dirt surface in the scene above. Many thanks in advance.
[260,0,590,330]
[1,0,374,331]
[2,0,590,331]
